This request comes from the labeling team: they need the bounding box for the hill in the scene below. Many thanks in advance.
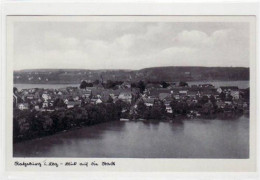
[13,66,249,84]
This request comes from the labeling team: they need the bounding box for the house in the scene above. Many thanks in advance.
[200,89,218,98]
[143,98,155,107]
[26,94,34,100]
[165,105,173,113]
[233,99,244,109]
[83,97,91,104]
[18,103,29,110]
[73,95,80,101]
[90,98,98,104]
[163,95,172,106]
[148,88,171,98]
[64,99,69,104]
[173,94,180,100]
[243,102,249,110]
[33,93,40,99]
[230,90,240,100]
[179,90,188,97]
[30,99,38,105]
[218,86,239,99]
[187,90,199,98]
[13,93,23,107]
[166,82,177,89]
[42,101,49,108]
[190,85,200,90]
[89,88,103,97]
[199,84,214,89]
[67,101,81,109]
[159,93,171,101]
[224,101,232,105]
[216,101,226,109]
[146,83,162,89]
[96,98,103,104]
[118,92,132,103]
[28,88,36,93]
[20,90,29,98]
[42,93,50,101]
[80,89,92,98]
[121,81,131,89]
[34,105,40,111]
[218,86,238,93]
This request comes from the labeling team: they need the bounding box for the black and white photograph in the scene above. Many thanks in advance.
[4,15,256,173]
[11,16,252,159]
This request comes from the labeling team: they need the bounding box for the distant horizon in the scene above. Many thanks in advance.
[13,65,250,72]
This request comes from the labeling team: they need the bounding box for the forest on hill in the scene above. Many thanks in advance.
[14,66,249,84]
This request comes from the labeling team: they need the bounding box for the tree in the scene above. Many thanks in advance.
[161,81,170,88]
[107,95,114,103]
[105,80,114,89]
[13,87,18,94]
[219,92,226,100]
[179,81,188,87]
[136,100,147,118]
[131,83,137,88]
[209,95,216,104]
[86,83,93,87]
[80,80,88,89]
[137,81,146,94]
[226,93,233,101]
[199,95,209,104]
[150,107,163,119]
[115,99,129,112]
[170,99,189,115]
[202,102,214,115]
[150,101,166,119]
[53,98,66,108]
[93,80,100,85]
[242,88,250,101]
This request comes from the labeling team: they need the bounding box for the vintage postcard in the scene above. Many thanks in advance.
[5,15,256,172]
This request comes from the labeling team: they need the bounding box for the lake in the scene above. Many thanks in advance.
[13,115,249,158]
[187,80,249,89]
[14,80,249,90]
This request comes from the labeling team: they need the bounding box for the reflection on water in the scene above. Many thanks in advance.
[13,116,249,159]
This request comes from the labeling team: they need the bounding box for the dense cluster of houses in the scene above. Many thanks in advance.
[13,84,140,112]
[13,81,249,116]
[141,83,249,115]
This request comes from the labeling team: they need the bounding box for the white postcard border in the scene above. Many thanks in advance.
[1,2,259,177]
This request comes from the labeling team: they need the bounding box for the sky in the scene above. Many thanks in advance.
[13,20,250,70]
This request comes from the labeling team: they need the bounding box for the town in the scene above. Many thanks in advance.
[13,78,250,143]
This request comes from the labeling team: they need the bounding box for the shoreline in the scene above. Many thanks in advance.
[14,112,248,145]
[13,79,250,85]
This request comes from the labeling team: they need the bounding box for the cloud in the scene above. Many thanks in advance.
[174,30,210,45]
[174,29,233,47]
[13,21,250,70]
[44,32,80,50]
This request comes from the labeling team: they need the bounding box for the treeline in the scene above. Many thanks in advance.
[140,66,249,81]
[134,101,166,120]
[134,93,248,120]
[13,102,122,143]
[14,66,249,84]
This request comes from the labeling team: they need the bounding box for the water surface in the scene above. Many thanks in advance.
[13,116,249,158]
[14,80,249,90]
